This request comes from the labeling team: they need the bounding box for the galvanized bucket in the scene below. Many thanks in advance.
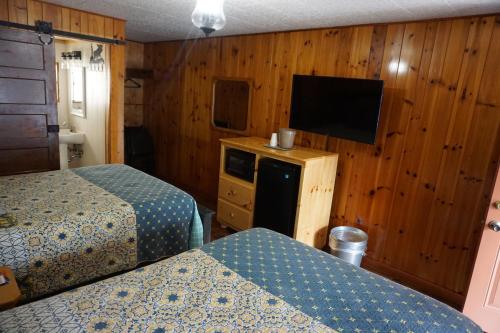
[329,226,368,267]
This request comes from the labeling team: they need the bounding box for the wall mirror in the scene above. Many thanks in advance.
[212,78,251,133]
[70,67,86,118]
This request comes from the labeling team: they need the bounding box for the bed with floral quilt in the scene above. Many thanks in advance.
[0,228,480,332]
[0,164,203,300]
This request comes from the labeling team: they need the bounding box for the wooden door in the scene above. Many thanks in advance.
[463,165,500,332]
[0,27,59,176]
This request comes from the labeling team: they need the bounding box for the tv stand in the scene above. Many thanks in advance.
[217,136,338,248]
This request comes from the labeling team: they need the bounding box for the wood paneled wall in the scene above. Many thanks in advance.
[0,0,124,38]
[125,41,145,127]
[0,0,126,163]
[144,15,500,307]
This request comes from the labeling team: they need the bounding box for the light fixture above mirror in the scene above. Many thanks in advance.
[192,0,226,36]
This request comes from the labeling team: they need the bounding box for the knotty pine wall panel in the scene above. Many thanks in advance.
[144,15,500,307]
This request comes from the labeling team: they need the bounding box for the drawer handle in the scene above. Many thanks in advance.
[229,212,235,218]
[227,190,237,196]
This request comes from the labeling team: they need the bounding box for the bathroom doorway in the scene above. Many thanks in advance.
[55,38,109,169]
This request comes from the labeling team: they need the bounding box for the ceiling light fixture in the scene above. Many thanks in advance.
[191,0,226,36]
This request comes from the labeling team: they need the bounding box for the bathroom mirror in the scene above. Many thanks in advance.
[70,67,86,118]
[212,78,251,133]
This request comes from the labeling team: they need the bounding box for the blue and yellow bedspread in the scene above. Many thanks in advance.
[0,229,480,332]
[0,164,202,300]
[72,164,203,261]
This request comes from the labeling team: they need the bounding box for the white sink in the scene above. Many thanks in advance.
[59,129,85,169]
[59,129,85,144]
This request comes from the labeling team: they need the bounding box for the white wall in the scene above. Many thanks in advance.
[55,39,109,168]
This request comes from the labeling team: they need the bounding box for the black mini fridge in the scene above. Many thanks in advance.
[253,158,301,237]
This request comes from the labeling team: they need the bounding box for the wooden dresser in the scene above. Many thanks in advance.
[217,136,338,248]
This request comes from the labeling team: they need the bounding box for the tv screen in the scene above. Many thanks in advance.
[289,75,384,144]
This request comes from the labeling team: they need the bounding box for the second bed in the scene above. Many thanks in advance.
[0,164,203,300]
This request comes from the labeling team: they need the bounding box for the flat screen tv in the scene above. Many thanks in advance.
[289,74,384,144]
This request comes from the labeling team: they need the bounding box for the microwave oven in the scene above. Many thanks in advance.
[224,148,256,183]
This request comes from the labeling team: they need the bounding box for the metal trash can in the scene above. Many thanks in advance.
[329,226,368,266]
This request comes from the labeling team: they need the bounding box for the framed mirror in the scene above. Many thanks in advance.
[212,78,251,133]
[70,67,86,118]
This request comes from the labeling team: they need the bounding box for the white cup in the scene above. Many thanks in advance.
[270,133,278,147]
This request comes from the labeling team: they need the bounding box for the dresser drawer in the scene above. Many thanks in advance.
[217,199,253,230]
[218,176,254,210]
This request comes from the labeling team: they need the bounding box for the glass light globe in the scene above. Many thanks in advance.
[191,0,226,36]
